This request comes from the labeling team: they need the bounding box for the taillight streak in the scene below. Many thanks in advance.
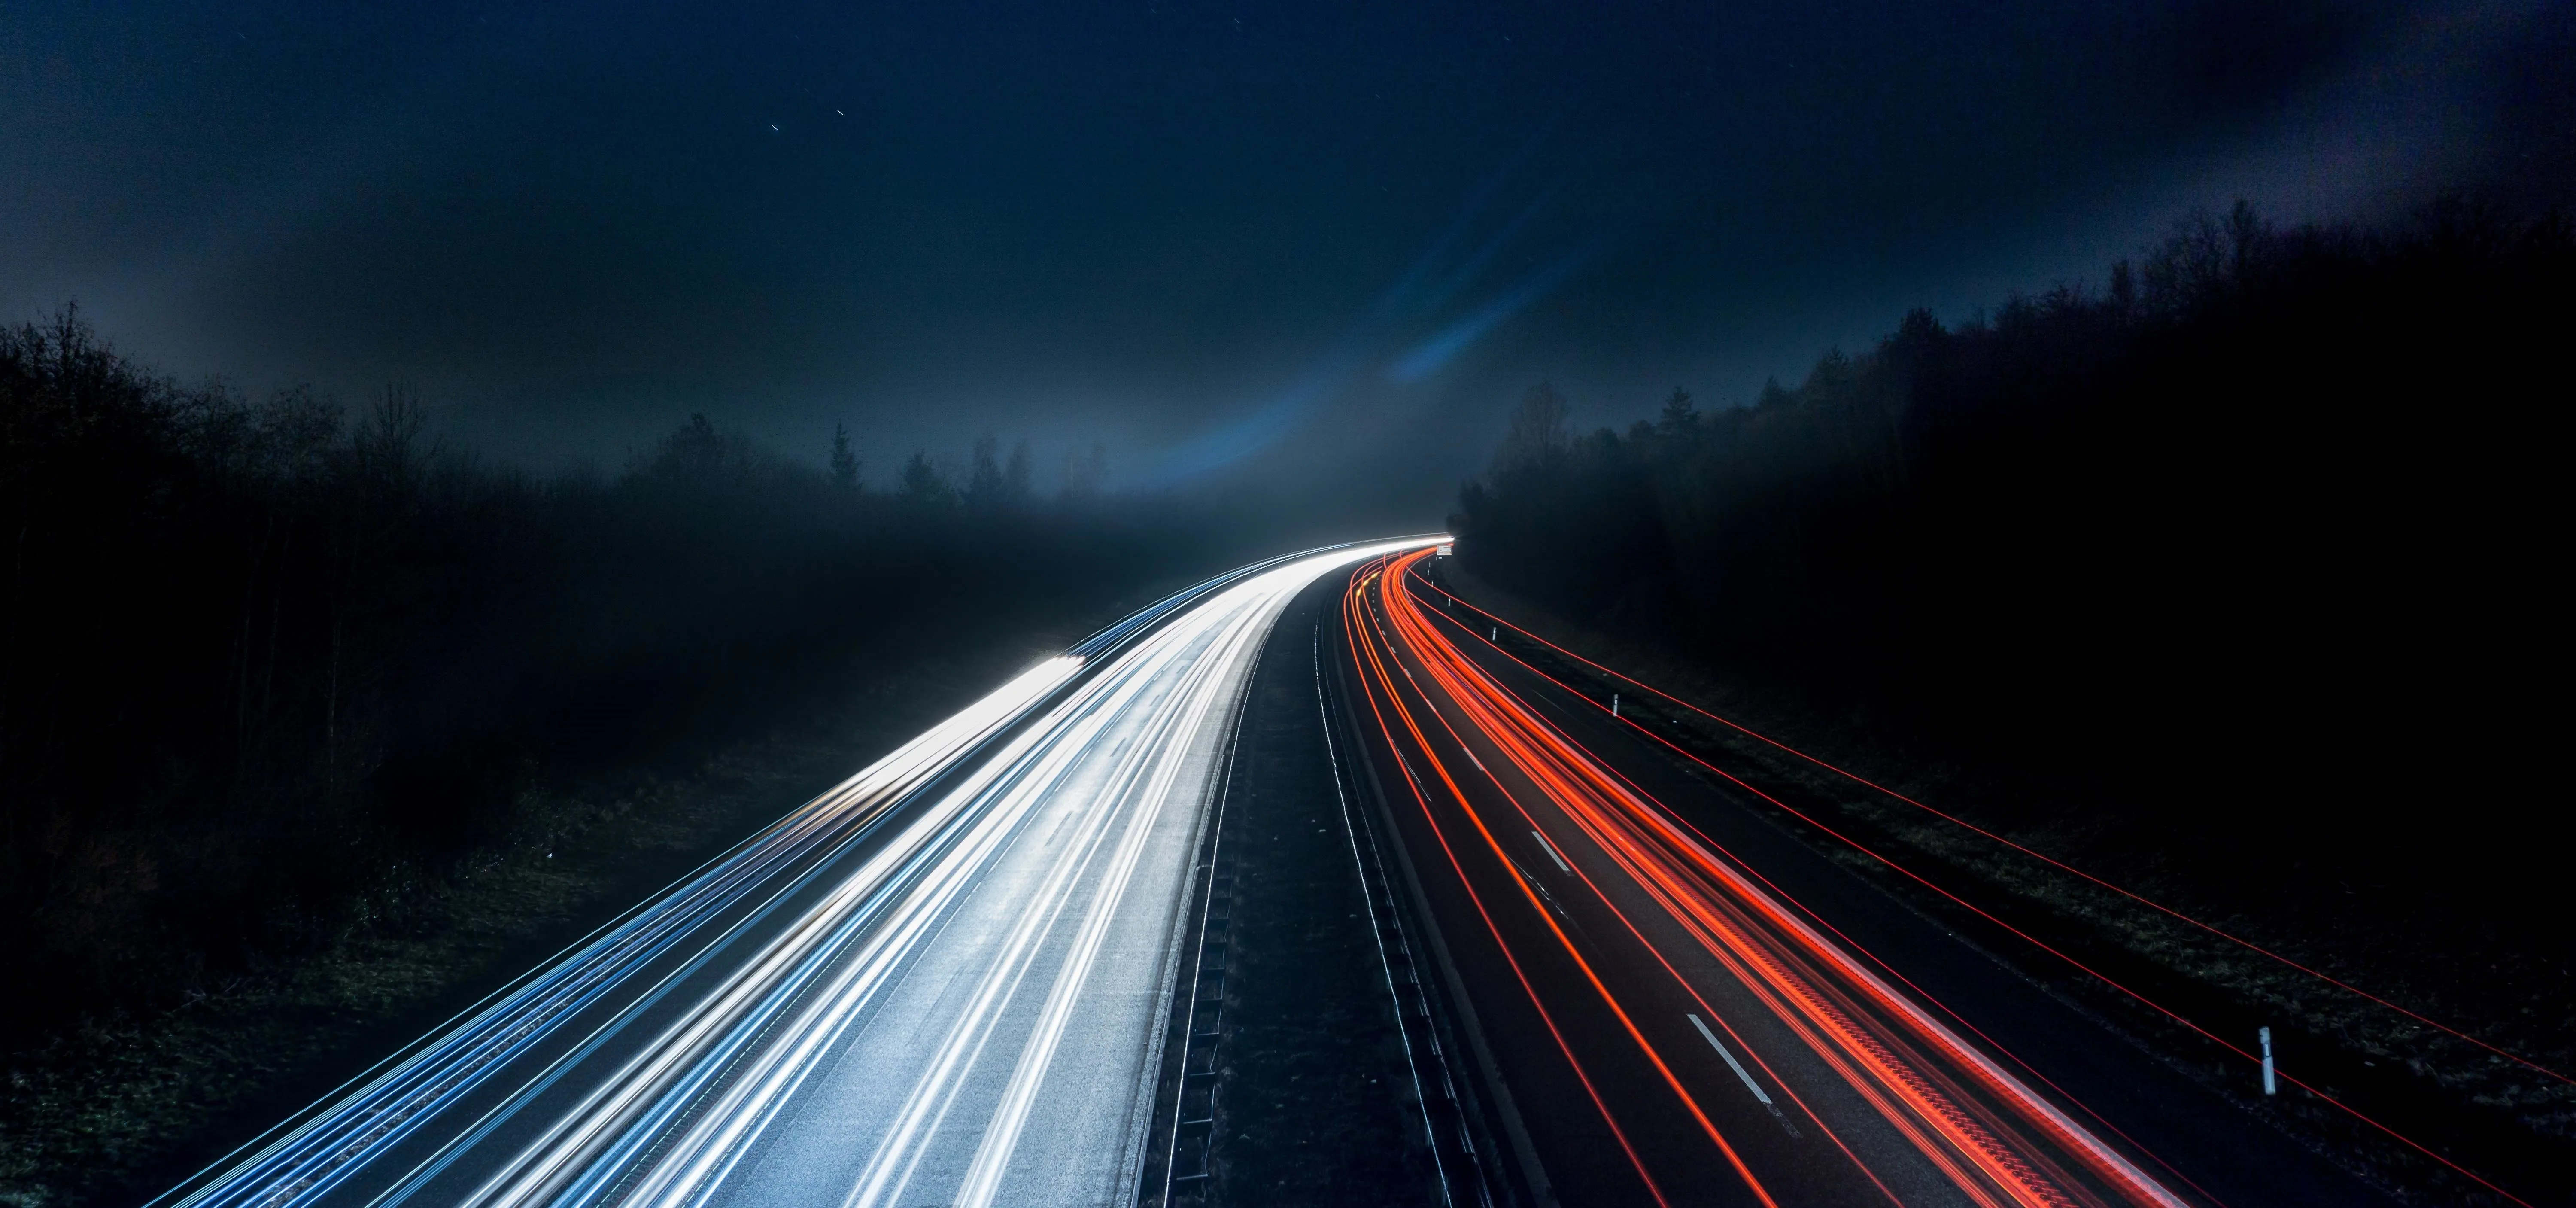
[1340,558,1684,1206]
[1402,563,2534,1208]
[1350,570,1911,1206]
[1418,572,2567,1092]
[1359,550,2197,1208]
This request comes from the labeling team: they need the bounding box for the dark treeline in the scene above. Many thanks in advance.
[0,313,1224,1043]
[1453,201,2569,905]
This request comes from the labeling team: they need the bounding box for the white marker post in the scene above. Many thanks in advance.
[2260,1026,2276,1095]
[1612,693,1620,717]
[1491,627,1498,642]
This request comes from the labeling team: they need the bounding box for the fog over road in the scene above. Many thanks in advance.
[152,539,1434,1208]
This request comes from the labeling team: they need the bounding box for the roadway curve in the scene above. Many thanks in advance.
[1334,547,2393,1208]
[150,538,1435,1208]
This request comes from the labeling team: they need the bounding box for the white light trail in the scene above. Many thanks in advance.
[159,538,1436,1208]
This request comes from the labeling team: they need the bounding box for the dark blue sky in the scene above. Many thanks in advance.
[4,0,2568,520]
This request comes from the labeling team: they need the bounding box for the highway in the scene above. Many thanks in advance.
[1333,547,2394,1208]
[149,538,1435,1208]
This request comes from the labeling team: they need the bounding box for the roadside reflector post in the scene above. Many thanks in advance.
[2260,1026,2276,1095]
[1491,627,1498,642]
[1612,693,1620,717]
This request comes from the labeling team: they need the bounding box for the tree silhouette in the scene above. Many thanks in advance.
[899,449,952,503]
[965,434,1007,507]
[1656,386,1698,437]
[829,423,859,490]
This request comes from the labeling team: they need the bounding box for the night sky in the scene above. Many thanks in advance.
[5,0,2569,522]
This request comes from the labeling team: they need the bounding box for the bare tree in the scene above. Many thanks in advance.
[1495,381,1570,471]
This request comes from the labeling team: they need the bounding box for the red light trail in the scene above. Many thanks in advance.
[1344,549,2196,1207]
[1396,561,2536,1206]
[1421,579,2568,1091]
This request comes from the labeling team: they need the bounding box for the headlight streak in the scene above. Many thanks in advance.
[820,596,1268,1208]
[601,655,1169,1208]
[448,662,1130,1208]
[948,577,1284,1208]
[162,657,1082,1208]
[161,538,1437,1208]
[1346,549,2202,1208]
